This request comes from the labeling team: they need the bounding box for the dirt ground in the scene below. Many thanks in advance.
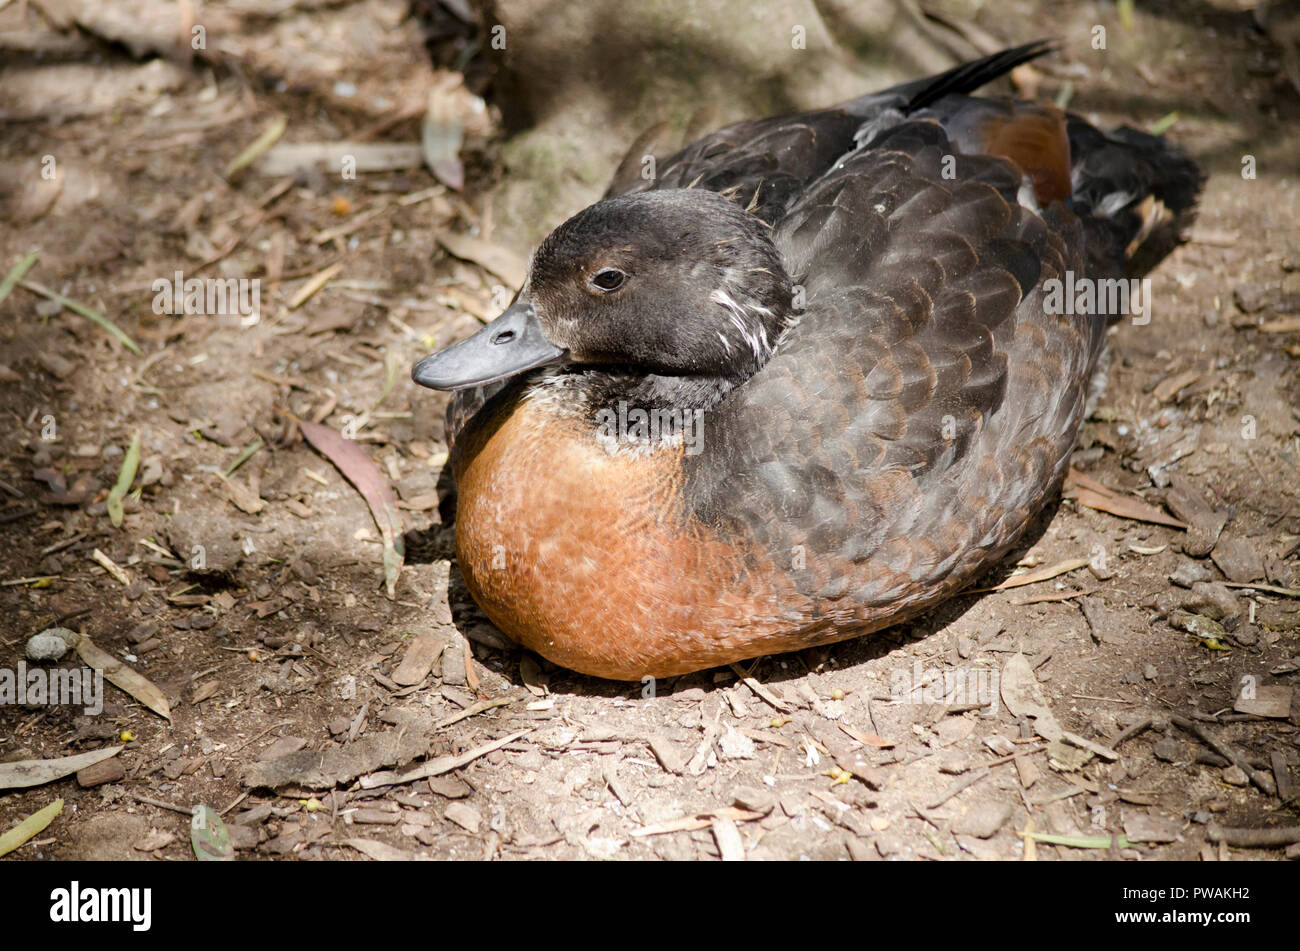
[1,0,1298,862]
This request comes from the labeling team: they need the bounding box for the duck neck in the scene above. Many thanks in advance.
[530,367,744,458]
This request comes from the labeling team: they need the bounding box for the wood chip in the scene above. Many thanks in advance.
[443,802,481,834]
[711,816,746,861]
[1152,369,1202,403]
[728,663,791,712]
[391,633,444,686]
[76,757,125,788]
[1234,685,1293,719]
[89,548,132,586]
[1060,730,1119,762]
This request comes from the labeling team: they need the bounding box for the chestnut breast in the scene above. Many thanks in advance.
[451,394,827,680]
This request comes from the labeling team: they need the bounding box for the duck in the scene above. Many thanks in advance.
[411,40,1203,681]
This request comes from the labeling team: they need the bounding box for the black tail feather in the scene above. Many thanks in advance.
[900,39,1059,112]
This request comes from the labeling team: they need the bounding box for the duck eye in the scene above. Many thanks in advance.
[589,268,626,292]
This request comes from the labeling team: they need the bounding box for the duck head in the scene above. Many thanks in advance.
[411,189,794,408]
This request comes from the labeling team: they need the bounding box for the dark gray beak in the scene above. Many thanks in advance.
[411,301,567,391]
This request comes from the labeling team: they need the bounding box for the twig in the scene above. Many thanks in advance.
[359,728,531,789]
[925,771,985,809]
[1061,730,1120,762]
[1105,717,1152,750]
[219,792,249,817]
[131,793,194,817]
[432,697,513,731]
[729,662,791,713]
[1171,715,1276,796]
[89,549,131,586]
[39,532,86,557]
[1206,824,1300,848]
[1222,581,1300,598]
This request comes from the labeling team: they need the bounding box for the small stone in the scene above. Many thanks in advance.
[1221,765,1249,786]
[1181,581,1242,621]
[127,621,159,644]
[718,727,756,760]
[289,557,318,585]
[1233,282,1270,314]
[1143,664,1158,681]
[36,352,76,379]
[933,716,974,747]
[874,830,905,855]
[444,802,481,834]
[227,825,259,850]
[647,735,686,774]
[440,631,468,686]
[1152,736,1179,762]
[1212,536,1266,584]
[952,802,1012,839]
[731,785,774,813]
[25,627,78,661]
[1169,560,1211,589]
[935,750,970,775]
[427,775,473,799]
[258,736,307,760]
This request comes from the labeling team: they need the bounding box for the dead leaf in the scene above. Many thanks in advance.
[0,747,123,790]
[982,557,1090,592]
[437,231,526,290]
[1066,485,1190,530]
[422,77,464,190]
[999,653,1062,741]
[77,636,171,720]
[300,420,404,598]
[0,799,63,858]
